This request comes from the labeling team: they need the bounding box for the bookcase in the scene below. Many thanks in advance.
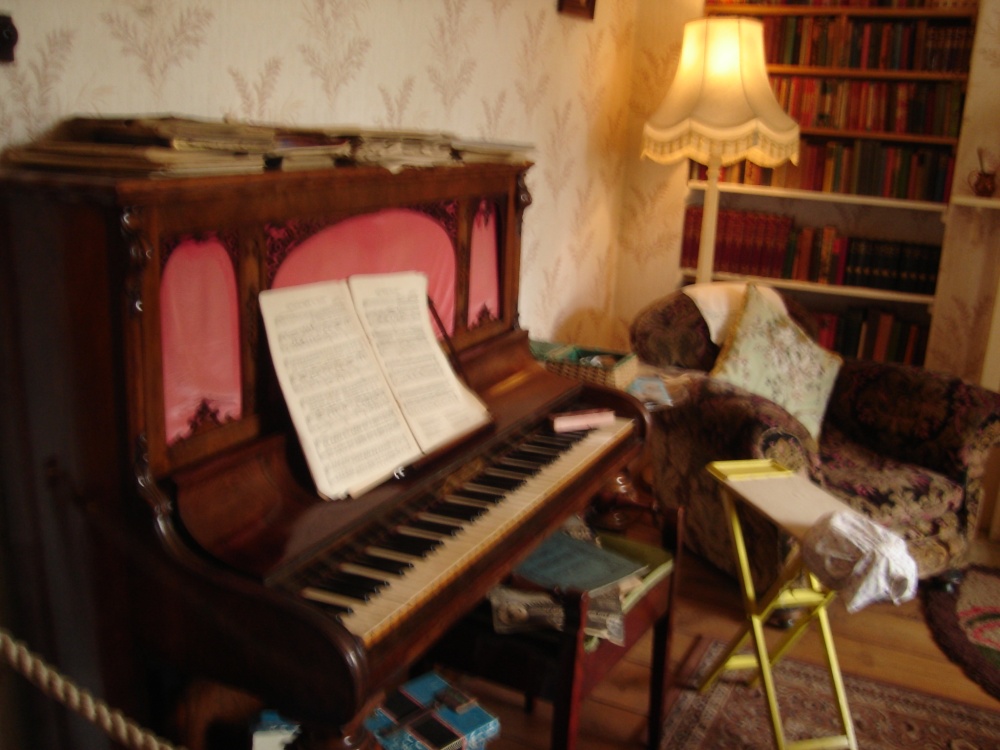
[687,0,979,365]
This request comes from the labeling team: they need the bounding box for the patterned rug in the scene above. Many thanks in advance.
[661,639,1000,750]
[923,564,1000,702]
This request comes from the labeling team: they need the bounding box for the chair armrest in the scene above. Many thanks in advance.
[826,359,1000,481]
[650,371,821,473]
[644,371,813,593]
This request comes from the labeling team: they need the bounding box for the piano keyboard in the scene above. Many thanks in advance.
[297,415,635,646]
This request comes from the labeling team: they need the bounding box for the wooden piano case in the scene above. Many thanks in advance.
[0,159,646,749]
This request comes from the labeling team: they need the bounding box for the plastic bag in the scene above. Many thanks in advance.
[801,510,917,613]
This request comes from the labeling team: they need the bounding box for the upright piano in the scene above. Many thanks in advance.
[0,147,647,748]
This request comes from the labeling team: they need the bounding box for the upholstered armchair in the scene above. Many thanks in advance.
[629,282,1000,593]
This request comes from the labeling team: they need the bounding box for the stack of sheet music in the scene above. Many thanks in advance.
[1,115,533,177]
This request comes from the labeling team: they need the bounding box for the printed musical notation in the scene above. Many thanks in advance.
[259,272,491,500]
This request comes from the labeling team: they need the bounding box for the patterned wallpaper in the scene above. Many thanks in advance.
[0,0,700,352]
[0,0,995,371]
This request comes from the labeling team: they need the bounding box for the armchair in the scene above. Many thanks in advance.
[629,282,1000,593]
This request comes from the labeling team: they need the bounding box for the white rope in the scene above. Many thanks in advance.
[0,625,186,750]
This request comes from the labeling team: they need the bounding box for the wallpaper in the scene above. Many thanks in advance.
[1,0,997,376]
[0,0,691,351]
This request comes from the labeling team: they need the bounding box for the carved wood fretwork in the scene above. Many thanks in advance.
[160,228,243,271]
[262,201,460,287]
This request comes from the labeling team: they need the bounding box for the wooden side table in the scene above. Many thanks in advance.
[699,459,858,750]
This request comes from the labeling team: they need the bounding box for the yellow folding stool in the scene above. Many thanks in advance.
[699,460,858,750]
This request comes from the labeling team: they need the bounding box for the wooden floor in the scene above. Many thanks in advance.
[447,535,1000,750]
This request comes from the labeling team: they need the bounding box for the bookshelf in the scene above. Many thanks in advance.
[689,0,980,364]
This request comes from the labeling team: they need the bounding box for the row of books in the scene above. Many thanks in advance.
[815,306,929,364]
[691,141,955,201]
[682,205,940,294]
[795,140,954,199]
[762,16,974,72]
[770,77,964,138]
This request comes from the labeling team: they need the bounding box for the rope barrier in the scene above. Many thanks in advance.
[0,625,185,750]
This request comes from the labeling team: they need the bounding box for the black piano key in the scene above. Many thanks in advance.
[512,443,564,458]
[503,449,546,462]
[487,464,535,478]
[310,600,353,617]
[312,580,376,602]
[354,553,413,575]
[396,526,448,541]
[531,432,584,446]
[470,473,523,491]
[449,488,503,505]
[497,455,548,471]
[364,545,422,563]
[428,502,486,522]
[322,571,388,592]
[380,533,443,557]
[404,519,461,536]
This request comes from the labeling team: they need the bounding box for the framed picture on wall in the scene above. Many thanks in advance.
[558,0,596,20]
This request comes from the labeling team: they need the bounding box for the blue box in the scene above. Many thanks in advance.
[364,672,500,750]
[252,673,499,750]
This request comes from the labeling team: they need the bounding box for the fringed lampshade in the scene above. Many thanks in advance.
[642,17,800,282]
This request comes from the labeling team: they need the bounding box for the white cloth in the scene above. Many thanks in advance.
[682,282,786,345]
[801,511,917,613]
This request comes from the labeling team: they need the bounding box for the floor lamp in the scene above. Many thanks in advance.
[642,17,800,284]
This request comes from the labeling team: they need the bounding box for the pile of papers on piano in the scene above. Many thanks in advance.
[251,671,500,750]
[2,115,534,177]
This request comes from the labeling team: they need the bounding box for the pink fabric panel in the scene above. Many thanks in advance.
[161,239,242,444]
[272,209,456,335]
[469,202,500,326]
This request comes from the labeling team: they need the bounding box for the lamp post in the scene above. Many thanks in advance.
[642,17,800,284]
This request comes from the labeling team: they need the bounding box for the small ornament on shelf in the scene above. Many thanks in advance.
[969,148,997,198]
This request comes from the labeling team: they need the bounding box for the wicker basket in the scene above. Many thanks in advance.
[531,342,638,389]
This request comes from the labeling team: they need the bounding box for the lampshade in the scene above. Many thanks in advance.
[642,17,799,168]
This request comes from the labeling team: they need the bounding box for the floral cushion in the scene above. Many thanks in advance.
[710,284,841,440]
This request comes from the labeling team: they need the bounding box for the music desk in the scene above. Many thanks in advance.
[700,460,858,750]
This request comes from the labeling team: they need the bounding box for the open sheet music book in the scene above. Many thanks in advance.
[259,272,492,500]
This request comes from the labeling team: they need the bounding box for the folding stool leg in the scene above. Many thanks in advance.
[699,487,857,750]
